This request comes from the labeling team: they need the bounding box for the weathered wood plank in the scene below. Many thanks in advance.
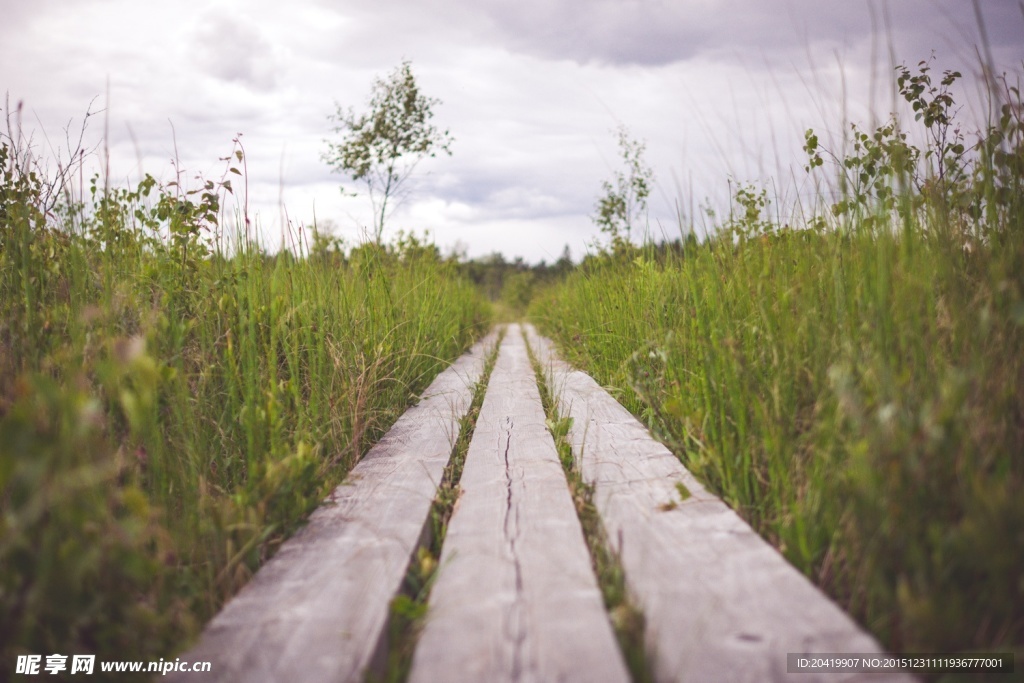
[168,331,498,683]
[408,324,630,683]
[524,324,915,683]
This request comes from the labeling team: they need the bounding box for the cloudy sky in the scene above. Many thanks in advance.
[1,0,1021,262]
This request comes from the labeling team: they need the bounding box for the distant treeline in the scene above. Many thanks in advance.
[457,246,574,311]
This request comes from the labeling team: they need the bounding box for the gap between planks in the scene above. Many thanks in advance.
[169,322,914,683]
[407,324,630,683]
[524,323,916,683]
[167,331,498,683]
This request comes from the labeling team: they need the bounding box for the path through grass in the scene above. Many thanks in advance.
[530,65,1024,656]
[0,135,489,676]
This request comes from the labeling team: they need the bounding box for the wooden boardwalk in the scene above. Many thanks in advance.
[168,331,497,683]
[172,324,914,683]
[409,329,629,683]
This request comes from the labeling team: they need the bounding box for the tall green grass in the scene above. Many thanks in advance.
[0,132,489,675]
[530,65,1023,654]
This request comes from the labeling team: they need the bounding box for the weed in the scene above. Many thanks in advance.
[0,117,490,677]
[530,62,1024,655]
[524,329,654,683]
[370,331,501,683]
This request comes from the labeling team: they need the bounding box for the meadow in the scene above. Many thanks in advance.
[0,132,489,674]
[2,57,1022,679]
[530,66,1023,655]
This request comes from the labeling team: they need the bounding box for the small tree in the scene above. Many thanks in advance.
[593,126,653,252]
[323,61,453,242]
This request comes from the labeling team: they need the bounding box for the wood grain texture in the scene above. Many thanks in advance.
[167,331,498,683]
[524,324,916,683]
[408,324,630,683]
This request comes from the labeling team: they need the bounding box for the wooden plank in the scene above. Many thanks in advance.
[524,324,916,683]
[168,331,498,683]
[408,324,630,683]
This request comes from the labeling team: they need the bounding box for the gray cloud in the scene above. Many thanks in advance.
[191,13,281,89]
[325,0,1022,68]
[3,0,1023,262]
